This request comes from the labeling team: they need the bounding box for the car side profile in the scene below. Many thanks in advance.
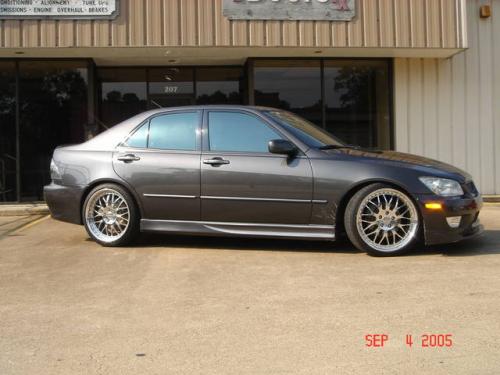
[44,105,483,256]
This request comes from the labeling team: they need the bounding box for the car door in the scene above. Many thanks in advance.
[113,110,202,221]
[201,110,313,224]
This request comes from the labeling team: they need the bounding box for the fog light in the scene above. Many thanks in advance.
[446,216,462,228]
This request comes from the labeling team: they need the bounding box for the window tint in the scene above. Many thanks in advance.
[123,122,149,148]
[148,112,199,151]
[265,110,344,148]
[208,112,282,153]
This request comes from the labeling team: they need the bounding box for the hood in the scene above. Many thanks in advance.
[327,148,472,182]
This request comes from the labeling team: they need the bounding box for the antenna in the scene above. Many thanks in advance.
[150,100,163,109]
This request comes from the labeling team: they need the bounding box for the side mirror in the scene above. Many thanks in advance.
[268,139,298,156]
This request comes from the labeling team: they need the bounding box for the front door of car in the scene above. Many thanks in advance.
[112,110,202,221]
[201,110,313,224]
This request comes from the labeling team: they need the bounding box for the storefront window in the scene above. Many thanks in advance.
[19,61,89,201]
[254,60,322,127]
[98,68,147,128]
[0,62,17,202]
[253,59,392,149]
[148,68,195,108]
[324,60,391,149]
[196,67,244,105]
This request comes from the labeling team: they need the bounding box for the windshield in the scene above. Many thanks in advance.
[264,110,345,149]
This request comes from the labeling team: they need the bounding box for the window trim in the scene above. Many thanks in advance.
[202,109,294,156]
[120,120,149,149]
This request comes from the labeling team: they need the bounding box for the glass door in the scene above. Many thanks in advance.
[0,62,17,202]
[148,68,195,109]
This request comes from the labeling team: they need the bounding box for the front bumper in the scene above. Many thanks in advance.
[44,182,85,225]
[416,193,483,245]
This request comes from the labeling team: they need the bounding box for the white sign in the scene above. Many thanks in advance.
[0,0,119,19]
[223,0,355,21]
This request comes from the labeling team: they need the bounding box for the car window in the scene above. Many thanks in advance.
[208,111,283,153]
[264,110,344,148]
[123,122,149,148]
[148,112,199,151]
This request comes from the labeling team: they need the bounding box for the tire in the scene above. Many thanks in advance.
[82,183,139,247]
[344,183,420,256]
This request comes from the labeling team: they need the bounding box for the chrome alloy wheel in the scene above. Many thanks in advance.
[356,188,419,253]
[85,188,130,243]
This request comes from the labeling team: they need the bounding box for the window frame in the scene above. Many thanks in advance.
[201,109,295,156]
[120,109,202,153]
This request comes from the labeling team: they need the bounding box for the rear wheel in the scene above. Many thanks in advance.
[344,183,420,256]
[82,184,139,247]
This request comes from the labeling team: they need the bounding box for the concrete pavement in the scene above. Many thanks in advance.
[0,207,500,374]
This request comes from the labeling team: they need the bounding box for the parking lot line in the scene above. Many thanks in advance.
[0,215,50,240]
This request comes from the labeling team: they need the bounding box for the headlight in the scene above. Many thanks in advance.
[50,159,62,180]
[419,177,464,197]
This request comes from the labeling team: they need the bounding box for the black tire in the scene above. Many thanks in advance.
[344,183,420,256]
[82,183,139,247]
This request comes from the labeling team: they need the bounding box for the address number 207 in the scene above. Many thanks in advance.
[164,86,179,94]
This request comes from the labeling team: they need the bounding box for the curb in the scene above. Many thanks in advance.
[0,204,49,217]
[483,196,500,203]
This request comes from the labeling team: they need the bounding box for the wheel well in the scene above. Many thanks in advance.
[80,180,141,223]
[335,180,413,238]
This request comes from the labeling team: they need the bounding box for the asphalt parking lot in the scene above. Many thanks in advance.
[1,206,500,374]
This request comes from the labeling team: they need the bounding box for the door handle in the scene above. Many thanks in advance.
[117,154,141,162]
[203,157,230,166]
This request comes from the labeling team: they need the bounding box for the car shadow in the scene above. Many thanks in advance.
[429,230,500,257]
[118,230,500,257]
[127,233,362,254]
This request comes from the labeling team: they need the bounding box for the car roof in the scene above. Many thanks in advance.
[139,104,276,116]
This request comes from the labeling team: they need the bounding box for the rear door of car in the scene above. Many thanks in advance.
[200,109,313,224]
[112,110,202,221]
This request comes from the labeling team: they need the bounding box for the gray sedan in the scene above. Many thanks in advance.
[44,106,483,256]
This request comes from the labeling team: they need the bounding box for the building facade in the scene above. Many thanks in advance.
[0,0,498,202]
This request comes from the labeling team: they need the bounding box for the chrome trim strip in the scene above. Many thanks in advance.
[312,199,328,204]
[142,194,328,204]
[143,193,197,199]
[200,196,326,203]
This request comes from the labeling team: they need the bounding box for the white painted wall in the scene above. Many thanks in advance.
[394,0,500,195]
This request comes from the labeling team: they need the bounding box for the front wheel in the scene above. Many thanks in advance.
[344,184,420,256]
[82,183,139,247]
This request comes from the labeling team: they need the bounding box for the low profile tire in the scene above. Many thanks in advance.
[82,183,139,247]
[344,183,420,256]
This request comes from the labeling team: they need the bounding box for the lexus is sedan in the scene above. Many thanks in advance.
[44,106,483,256]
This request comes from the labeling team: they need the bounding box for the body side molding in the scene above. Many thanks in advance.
[141,219,335,240]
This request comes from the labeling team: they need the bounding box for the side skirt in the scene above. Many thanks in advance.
[140,219,335,240]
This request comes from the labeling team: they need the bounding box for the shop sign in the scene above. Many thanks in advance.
[0,0,119,19]
[223,0,355,21]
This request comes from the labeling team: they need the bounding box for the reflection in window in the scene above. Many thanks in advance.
[254,60,322,127]
[253,59,391,150]
[19,61,89,201]
[148,112,199,151]
[324,60,390,149]
[196,68,243,105]
[208,112,282,153]
[98,68,147,128]
[0,62,17,201]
